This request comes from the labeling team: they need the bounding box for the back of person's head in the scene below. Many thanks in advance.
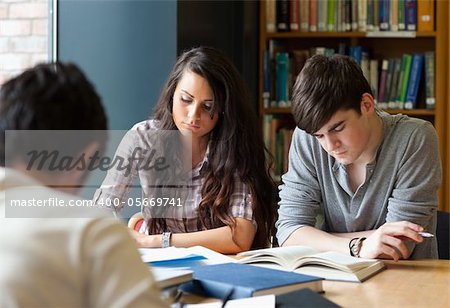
[0,62,108,165]
[292,54,372,134]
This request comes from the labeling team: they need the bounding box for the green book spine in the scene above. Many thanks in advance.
[399,54,412,106]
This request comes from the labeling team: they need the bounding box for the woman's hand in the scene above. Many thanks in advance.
[128,229,162,248]
[359,221,424,261]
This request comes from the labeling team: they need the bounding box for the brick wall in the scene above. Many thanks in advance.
[0,0,48,85]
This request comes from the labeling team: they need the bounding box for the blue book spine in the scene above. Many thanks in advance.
[379,0,390,31]
[405,0,417,31]
[276,52,289,107]
[404,53,424,109]
[349,46,362,65]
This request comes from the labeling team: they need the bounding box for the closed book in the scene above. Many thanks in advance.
[299,0,310,31]
[424,51,435,109]
[379,0,390,31]
[276,52,290,107]
[289,0,300,31]
[405,0,417,31]
[276,288,340,307]
[398,0,406,30]
[417,0,434,32]
[358,0,367,31]
[277,0,290,31]
[310,0,318,31]
[398,54,413,105]
[179,263,323,300]
[389,58,402,108]
[238,246,385,283]
[266,0,277,32]
[327,0,336,31]
[318,0,328,31]
[404,53,424,109]
[377,59,389,109]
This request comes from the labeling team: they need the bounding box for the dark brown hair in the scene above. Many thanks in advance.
[291,54,372,134]
[149,46,275,248]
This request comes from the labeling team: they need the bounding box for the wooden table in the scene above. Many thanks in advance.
[322,260,450,307]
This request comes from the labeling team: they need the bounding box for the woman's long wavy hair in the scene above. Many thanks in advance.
[148,46,275,248]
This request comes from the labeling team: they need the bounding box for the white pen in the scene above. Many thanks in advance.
[419,231,434,238]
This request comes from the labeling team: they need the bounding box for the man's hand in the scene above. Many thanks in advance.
[359,221,424,261]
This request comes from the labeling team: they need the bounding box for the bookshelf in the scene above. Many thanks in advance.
[258,0,449,212]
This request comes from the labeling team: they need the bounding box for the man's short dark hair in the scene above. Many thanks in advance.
[291,54,372,134]
[0,62,108,165]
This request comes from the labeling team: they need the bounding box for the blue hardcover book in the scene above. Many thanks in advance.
[276,52,289,107]
[405,53,424,109]
[178,263,323,300]
[405,0,417,31]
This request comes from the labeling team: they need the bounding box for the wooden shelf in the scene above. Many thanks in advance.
[265,31,437,39]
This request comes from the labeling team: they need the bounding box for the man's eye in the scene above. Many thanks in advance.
[334,125,345,132]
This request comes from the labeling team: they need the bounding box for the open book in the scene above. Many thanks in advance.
[237,246,385,282]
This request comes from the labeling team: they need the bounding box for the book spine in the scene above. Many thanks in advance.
[366,0,374,31]
[290,0,300,31]
[266,0,277,33]
[373,0,380,31]
[417,0,434,32]
[310,0,318,31]
[404,53,424,109]
[377,59,389,109]
[276,52,290,107]
[351,0,358,31]
[424,51,435,109]
[277,0,291,31]
[384,58,395,108]
[399,54,413,105]
[405,0,417,31]
[369,59,379,101]
[358,0,367,31]
[379,0,390,31]
[342,0,350,31]
[300,0,310,31]
[390,0,399,31]
[398,0,406,30]
[327,0,336,31]
[388,58,402,108]
[318,0,328,31]
[263,49,271,108]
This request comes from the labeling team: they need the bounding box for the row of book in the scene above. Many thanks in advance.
[264,115,295,177]
[267,0,435,33]
[263,41,435,110]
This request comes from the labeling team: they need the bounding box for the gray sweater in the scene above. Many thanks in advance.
[276,113,441,259]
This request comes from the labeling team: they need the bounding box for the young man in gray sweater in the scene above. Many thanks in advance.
[276,55,441,260]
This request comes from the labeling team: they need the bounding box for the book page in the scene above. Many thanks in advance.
[293,251,380,272]
[238,246,318,269]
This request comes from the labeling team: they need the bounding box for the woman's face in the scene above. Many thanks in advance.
[172,70,219,143]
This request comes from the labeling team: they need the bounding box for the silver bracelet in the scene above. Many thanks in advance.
[161,232,172,248]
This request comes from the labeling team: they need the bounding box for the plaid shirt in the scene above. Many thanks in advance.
[93,120,255,234]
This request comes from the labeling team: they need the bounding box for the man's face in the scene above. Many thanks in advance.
[312,107,373,165]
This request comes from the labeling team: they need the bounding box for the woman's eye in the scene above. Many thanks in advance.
[180,97,191,103]
[203,104,212,111]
